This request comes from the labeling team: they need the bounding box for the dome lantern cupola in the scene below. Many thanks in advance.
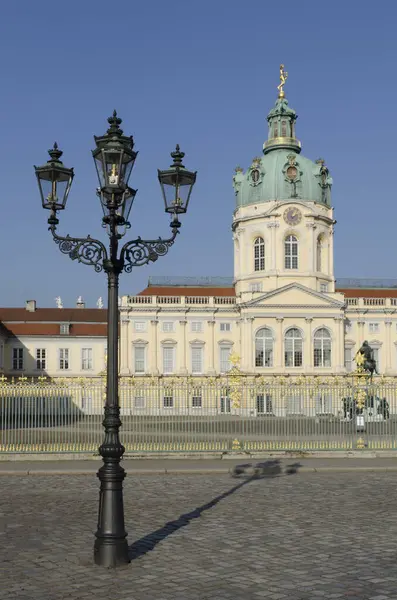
[263,64,301,155]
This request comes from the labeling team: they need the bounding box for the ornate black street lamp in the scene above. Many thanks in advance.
[34,111,196,568]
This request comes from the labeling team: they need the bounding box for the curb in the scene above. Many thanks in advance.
[2,466,397,476]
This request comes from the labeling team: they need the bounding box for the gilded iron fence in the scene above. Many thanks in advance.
[1,375,397,453]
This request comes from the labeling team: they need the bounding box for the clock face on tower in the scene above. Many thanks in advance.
[283,207,302,226]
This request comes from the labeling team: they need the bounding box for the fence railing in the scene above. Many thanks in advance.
[1,377,397,453]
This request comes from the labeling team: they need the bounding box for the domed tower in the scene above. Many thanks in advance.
[232,66,335,301]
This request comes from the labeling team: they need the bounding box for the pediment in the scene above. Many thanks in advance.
[243,283,345,309]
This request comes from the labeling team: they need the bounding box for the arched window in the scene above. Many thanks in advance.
[285,235,298,269]
[255,328,273,367]
[316,236,322,272]
[281,120,287,136]
[254,237,265,271]
[273,122,278,137]
[285,328,303,367]
[314,328,331,367]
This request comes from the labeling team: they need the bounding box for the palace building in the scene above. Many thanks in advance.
[118,81,397,380]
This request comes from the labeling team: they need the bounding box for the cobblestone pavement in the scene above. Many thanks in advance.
[2,464,397,599]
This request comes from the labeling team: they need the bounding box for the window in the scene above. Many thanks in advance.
[191,346,203,374]
[220,389,231,413]
[316,394,332,414]
[285,235,298,269]
[255,328,274,367]
[163,394,173,408]
[163,346,175,374]
[220,345,232,373]
[12,348,23,370]
[134,321,147,332]
[0,344,3,369]
[81,348,93,370]
[191,321,203,333]
[369,323,380,333]
[59,348,69,370]
[60,323,70,335]
[134,346,145,374]
[192,388,202,408]
[256,394,273,414]
[316,236,322,272]
[254,237,265,271]
[320,283,328,293]
[281,120,287,136]
[162,321,175,333]
[344,347,353,372]
[314,328,331,368]
[36,349,46,370]
[220,322,231,332]
[250,282,263,292]
[284,328,303,367]
[273,122,278,137]
[286,394,303,414]
[134,396,145,409]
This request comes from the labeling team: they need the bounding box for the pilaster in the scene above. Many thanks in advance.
[207,320,216,375]
[334,315,345,372]
[306,222,317,272]
[179,320,188,374]
[275,317,284,369]
[385,320,393,374]
[150,319,159,375]
[119,317,130,375]
[304,317,313,373]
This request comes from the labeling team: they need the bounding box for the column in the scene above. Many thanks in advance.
[247,317,254,372]
[333,316,344,372]
[234,320,241,357]
[385,320,392,374]
[207,320,216,374]
[150,319,159,375]
[328,226,334,283]
[305,317,313,373]
[357,320,365,345]
[240,318,248,372]
[119,317,130,375]
[267,222,279,271]
[275,317,284,371]
[179,320,188,375]
[306,222,317,272]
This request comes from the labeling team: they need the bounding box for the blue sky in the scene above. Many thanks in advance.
[0,0,396,308]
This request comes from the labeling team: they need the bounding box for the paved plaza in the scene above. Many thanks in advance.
[2,465,397,599]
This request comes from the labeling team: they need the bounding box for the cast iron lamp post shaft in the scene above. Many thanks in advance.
[94,207,129,567]
[34,111,196,569]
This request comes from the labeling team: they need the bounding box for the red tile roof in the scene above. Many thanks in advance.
[0,308,107,322]
[336,288,397,298]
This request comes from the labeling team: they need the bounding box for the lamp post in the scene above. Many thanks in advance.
[34,111,196,568]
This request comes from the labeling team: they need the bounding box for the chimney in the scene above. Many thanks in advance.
[76,297,85,309]
[25,300,36,312]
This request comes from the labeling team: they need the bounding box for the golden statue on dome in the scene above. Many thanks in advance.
[277,64,288,98]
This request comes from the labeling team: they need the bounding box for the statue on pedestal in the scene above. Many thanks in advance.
[354,340,378,379]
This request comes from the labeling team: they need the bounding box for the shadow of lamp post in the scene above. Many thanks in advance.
[34,111,197,568]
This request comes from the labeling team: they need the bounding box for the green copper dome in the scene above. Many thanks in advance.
[233,93,332,208]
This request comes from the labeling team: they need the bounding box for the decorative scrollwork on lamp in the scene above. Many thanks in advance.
[50,227,108,272]
[121,227,179,272]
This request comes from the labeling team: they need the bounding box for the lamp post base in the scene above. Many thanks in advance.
[94,461,130,567]
[94,537,130,568]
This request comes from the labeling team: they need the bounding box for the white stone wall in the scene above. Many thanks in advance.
[2,336,107,377]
